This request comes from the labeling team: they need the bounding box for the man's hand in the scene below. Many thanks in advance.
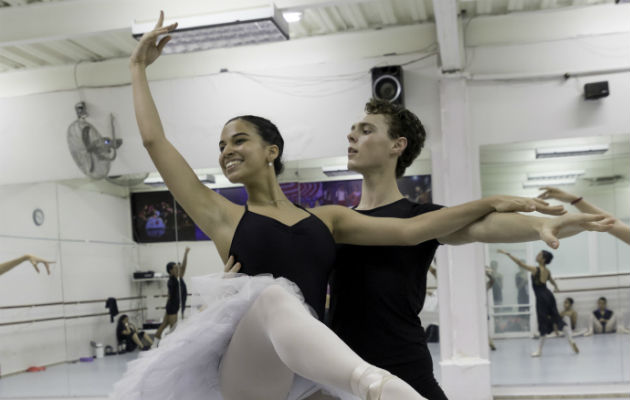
[489,195,566,216]
[538,213,615,249]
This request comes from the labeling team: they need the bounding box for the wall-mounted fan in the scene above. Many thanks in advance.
[67,102,122,179]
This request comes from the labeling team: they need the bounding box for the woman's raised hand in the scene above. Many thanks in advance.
[537,186,580,204]
[130,10,178,68]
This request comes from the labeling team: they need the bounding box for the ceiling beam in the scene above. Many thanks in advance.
[431,0,464,73]
[376,0,397,25]
[0,0,377,47]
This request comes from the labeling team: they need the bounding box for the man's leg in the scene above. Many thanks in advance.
[604,314,618,333]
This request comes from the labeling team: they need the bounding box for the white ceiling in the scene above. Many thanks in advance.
[480,134,630,196]
[0,0,615,74]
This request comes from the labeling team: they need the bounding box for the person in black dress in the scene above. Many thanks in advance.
[498,249,579,357]
[155,246,190,341]
[325,99,612,399]
[117,314,153,351]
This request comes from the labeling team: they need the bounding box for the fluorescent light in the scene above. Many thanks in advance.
[527,170,585,180]
[144,174,214,186]
[132,6,289,54]
[321,165,357,177]
[535,144,608,159]
[283,11,303,23]
[522,178,577,188]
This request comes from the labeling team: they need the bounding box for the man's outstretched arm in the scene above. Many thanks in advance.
[439,212,614,248]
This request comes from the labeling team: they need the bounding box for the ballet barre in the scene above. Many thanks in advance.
[0,307,147,327]
[0,296,146,310]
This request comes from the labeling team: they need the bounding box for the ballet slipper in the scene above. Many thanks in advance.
[350,364,394,400]
[530,351,541,357]
[570,341,579,354]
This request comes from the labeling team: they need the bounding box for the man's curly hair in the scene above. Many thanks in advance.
[364,98,426,178]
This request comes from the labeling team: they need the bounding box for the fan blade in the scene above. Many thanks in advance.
[89,153,95,173]
[82,125,92,148]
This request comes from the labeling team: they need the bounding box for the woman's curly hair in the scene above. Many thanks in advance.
[365,98,426,178]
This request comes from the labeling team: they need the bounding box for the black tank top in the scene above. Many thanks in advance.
[228,204,336,320]
[329,199,443,365]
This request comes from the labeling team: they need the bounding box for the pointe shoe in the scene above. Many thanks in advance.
[584,330,593,337]
[350,364,395,400]
[531,351,541,357]
[570,341,579,354]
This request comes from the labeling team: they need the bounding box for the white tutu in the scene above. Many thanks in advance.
[111,273,359,400]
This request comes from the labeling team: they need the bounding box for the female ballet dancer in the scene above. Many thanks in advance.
[497,249,579,357]
[115,13,594,400]
[154,246,190,342]
[323,99,614,400]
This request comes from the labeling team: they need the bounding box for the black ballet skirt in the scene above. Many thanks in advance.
[532,267,565,336]
[111,205,357,400]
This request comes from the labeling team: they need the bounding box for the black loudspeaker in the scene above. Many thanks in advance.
[371,66,404,105]
[584,81,609,100]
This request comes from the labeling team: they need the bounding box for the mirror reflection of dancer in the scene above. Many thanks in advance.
[325,99,614,400]
[154,247,190,343]
[497,250,579,357]
[0,254,54,276]
[539,187,630,245]
[117,314,153,351]
[112,13,586,400]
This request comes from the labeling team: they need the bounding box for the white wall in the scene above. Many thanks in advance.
[0,182,137,374]
[0,54,441,186]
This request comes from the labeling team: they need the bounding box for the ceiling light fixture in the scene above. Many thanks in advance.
[535,144,608,159]
[527,170,585,180]
[132,5,289,55]
[144,174,215,186]
[322,165,360,177]
[522,178,577,189]
[282,11,303,23]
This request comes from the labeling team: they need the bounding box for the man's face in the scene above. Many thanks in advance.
[346,114,399,175]
[597,299,606,310]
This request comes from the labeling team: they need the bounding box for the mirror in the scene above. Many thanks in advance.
[0,153,435,398]
[481,134,630,386]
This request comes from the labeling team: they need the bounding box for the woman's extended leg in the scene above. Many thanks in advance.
[561,316,579,353]
[155,313,178,340]
[220,285,425,400]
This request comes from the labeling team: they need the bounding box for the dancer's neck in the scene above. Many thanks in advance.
[245,174,290,207]
[355,169,403,211]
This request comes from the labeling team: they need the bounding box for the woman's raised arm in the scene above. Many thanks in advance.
[130,12,241,238]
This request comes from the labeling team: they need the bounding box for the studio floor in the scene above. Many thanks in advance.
[0,335,627,399]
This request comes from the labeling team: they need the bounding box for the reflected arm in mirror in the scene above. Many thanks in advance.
[439,212,615,249]
[496,249,536,274]
[0,254,54,276]
[180,247,190,277]
[539,187,630,245]
[548,274,560,292]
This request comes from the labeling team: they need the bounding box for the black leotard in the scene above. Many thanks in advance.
[229,204,336,320]
[532,267,565,335]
